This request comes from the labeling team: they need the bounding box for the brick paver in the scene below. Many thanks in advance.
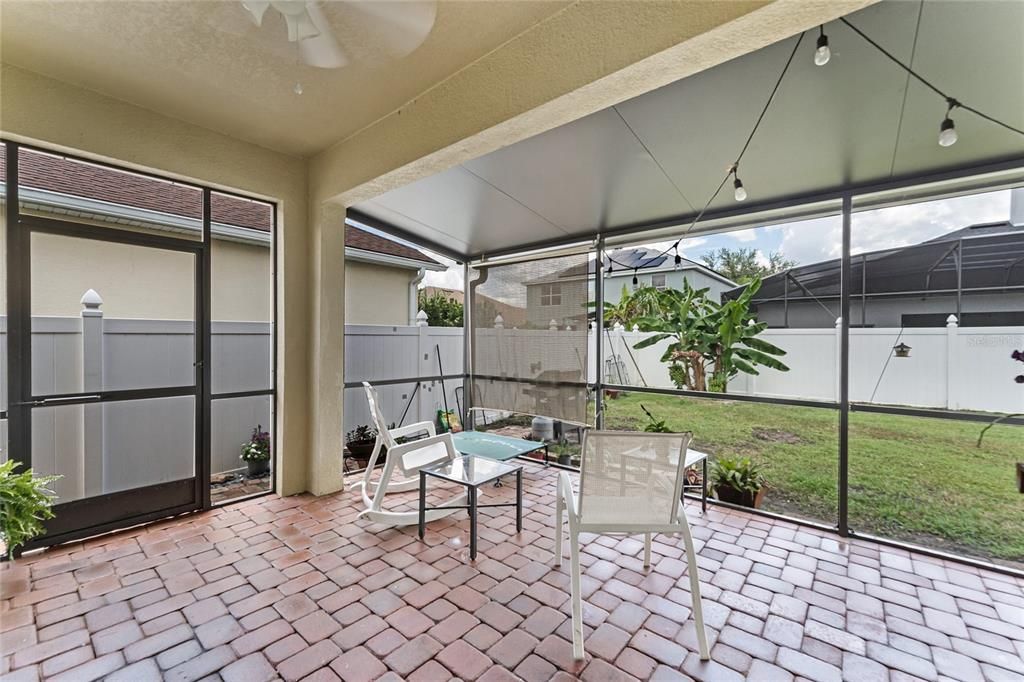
[1,464,1021,681]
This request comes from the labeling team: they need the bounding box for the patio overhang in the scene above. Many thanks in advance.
[353,0,1024,260]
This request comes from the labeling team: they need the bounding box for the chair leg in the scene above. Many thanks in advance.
[554,491,564,568]
[678,515,710,661]
[569,527,585,660]
[643,533,652,568]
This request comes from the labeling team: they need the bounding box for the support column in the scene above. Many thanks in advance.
[307,203,347,496]
[81,289,103,499]
[416,310,429,427]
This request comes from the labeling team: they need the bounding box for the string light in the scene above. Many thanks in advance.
[632,270,639,287]
[732,167,748,202]
[814,25,831,66]
[939,97,959,147]
[674,244,682,270]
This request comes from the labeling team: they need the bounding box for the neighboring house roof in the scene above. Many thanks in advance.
[1,149,442,268]
[526,247,736,287]
[345,223,442,269]
[728,221,1024,302]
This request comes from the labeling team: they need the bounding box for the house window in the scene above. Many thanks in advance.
[651,273,667,290]
[540,284,562,306]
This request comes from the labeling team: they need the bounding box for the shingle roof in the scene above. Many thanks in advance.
[1,149,440,265]
[345,224,439,265]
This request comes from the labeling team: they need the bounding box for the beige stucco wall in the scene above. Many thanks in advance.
[0,64,331,496]
[344,260,415,326]
[5,230,272,321]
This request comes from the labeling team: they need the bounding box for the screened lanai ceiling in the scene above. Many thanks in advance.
[353,0,1024,260]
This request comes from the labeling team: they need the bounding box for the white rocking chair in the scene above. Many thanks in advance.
[555,430,710,661]
[350,381,466,526]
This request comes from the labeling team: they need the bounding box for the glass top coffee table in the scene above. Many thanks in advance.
[418,454,523,560]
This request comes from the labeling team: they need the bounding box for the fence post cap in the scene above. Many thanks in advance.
[415,310,429,326]
[549,319,558,330]
[632,324,640,332]
[834,316,843,328]
[946,314,959,326]
[80,289,103,309]
[494,314,504,328]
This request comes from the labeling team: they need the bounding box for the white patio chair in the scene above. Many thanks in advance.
[555,430,710,661]
[350,381,466,526]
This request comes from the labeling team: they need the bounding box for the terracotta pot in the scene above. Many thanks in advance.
[714,485,766,509]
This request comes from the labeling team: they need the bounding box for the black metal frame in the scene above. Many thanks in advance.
[3,141,278,549]
[359,156,1024,578]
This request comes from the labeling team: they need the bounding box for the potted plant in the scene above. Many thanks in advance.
[0,460,60,560]
[551,440,574,466]
[240,425,271,477]
[709,456,767,508]
[345,425,378,466]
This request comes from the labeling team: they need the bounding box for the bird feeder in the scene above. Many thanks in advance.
[893,342,912,358]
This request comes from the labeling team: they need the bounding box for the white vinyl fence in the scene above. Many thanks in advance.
[600,317,1024,414]
[343,318,464,437]
[0,292,272,503]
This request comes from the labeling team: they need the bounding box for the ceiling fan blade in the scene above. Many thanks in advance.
[341,1,437,58]
[299,3,348,68]
[241,0,271,26]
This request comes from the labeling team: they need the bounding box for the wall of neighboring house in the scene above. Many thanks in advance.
[344,260,417,325]
[606,268,733,304]
[527,279,589,329]
[754,291,1024,328]
[5,227,272,321]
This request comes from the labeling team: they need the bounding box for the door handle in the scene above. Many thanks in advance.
[15,394,103,407]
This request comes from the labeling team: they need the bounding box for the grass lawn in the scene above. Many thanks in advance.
[603,392,1024,565]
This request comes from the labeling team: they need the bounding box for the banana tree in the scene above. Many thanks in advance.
[627,278,788,392]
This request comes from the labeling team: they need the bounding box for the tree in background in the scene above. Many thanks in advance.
[700,247,796,284]
[417,289,464,327]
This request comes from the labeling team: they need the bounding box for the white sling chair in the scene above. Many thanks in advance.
[350,381,466,526]
[555,430,710,661]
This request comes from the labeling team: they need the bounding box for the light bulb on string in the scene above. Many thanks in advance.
[674,244,682,270]
[732,169,747,202]
[632,270,639,287]
[814,26,831,66]
[939,98,960,147]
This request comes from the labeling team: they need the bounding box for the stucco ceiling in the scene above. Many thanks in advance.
[0,0,569,157]
[354,0,1024,259]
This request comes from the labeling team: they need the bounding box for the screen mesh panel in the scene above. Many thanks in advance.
[470,253,593,426]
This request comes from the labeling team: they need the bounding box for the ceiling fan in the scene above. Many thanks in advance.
[240,1,437,70]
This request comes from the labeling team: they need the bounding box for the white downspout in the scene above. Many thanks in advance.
[410,267,426,325]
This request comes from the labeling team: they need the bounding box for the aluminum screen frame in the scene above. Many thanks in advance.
[469,251,595,427]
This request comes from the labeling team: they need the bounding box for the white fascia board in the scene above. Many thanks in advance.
[345,247,446,271]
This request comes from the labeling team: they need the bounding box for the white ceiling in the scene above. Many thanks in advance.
[0,0,570,156]
[355,0,1024,259]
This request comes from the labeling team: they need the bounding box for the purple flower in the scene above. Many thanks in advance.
[1016,375,1024,384]
[1013,349,1023,362]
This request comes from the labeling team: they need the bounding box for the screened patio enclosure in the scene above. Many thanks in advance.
[350,0,1024,576]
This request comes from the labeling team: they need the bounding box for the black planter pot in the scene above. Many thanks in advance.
[714,485,766,508]
[246,459,270,477]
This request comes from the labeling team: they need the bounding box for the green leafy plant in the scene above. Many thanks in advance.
[0,460,60,559]
[346,424,377,445]
[640,404,671,433]
[709,456,766,507]
[240,425,271,462]
[417,290,464,327]
[628,279,789,393]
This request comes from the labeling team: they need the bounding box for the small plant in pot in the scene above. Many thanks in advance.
[241,425,271,478]
[551,440,575,466]
[345,425,378,466]
[709,456,767,508]
[1,460,60,560]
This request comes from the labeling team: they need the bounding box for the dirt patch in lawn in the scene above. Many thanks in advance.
[752,427,804,445]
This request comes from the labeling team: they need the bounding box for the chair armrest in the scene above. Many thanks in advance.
[389,421,436,440]
[557,471,579,521]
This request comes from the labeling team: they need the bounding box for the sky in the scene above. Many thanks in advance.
[364,188,1015,292]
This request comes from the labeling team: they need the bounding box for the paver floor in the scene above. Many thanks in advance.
[2,462,1022,681]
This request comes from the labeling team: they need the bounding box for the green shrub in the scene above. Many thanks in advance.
[0,460,60,559]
